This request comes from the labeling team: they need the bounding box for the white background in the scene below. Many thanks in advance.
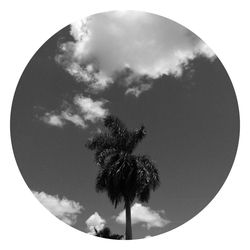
[1,0,249,249]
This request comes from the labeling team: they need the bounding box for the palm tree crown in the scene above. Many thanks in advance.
[86,115,160,207]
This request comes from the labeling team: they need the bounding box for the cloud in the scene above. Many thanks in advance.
[60,110,87,128]
[41,111,86,129]
[125,83,152,97]
[115,203,170,229]
[40,95,108,129]
[41,112,65,127]
[85,212,106,234]
[74,95,108,122]
[56,11,215,96]
[33,191,83,225]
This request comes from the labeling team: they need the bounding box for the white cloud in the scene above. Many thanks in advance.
[85,212,106,234]
[40,95,108,129]
[74,95,108,122]
[33,191,83,225]
[60,61,113,92]
[41,112,65,127]
[125,83,152,97]
[115,203,170,229]
[56,11,215,95]
[60,110,87,128]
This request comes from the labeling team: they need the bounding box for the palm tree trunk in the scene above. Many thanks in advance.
[125,198,132,240]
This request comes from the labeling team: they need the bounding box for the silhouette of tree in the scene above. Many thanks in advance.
[94,227,124,240]
[86,115,160,240]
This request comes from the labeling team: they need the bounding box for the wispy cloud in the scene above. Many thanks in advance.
[125,83,152,97]
[56,11,215,96]
[41,112,66,127]
[115,203,170,229]
[41,111,86,129]
[33,191,83,225]
[39,95,108,129]
[74,95,108,122]
[85,212,106,234]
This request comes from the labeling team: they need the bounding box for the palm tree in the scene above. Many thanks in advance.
[85,115,160,240]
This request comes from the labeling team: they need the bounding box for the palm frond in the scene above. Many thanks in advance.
[95,148,117,165]
[126,125,147,153]
[85,132,115,151]
[135,155,160,202]
[104,115,129,140]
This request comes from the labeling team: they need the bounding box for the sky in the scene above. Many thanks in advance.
[11,11,239,239]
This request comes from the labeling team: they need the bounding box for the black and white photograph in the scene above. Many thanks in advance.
[10,10,239,241]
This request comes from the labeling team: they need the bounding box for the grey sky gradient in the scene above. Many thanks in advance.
[11,11,239,239]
